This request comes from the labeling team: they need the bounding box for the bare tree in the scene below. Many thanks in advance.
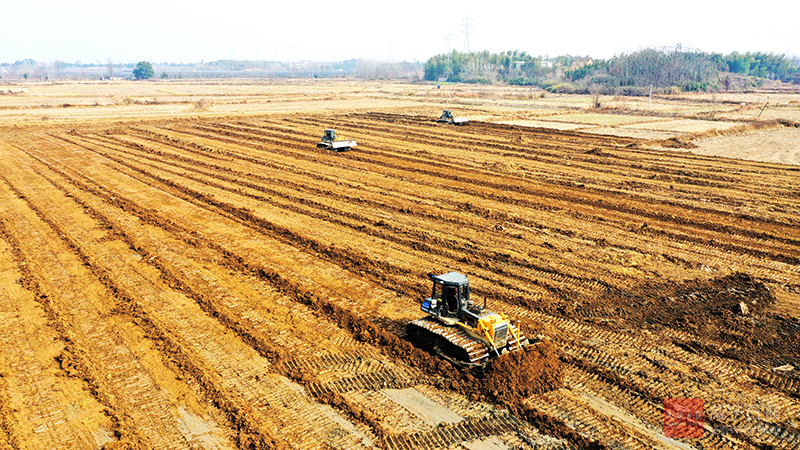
[106,58,115,79]
[588,83,603,108]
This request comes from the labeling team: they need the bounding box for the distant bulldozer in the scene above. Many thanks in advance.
[437,110,468,125]
[317,129,357,151]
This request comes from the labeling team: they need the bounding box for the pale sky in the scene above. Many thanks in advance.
[3,0,798,64]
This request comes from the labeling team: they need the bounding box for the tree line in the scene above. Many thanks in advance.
[424,46,800,94]
[0,59,424,81]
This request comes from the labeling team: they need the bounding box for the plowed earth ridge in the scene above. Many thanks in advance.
[0,112,799,449]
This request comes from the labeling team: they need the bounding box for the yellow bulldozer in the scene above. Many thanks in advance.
[407,272,528,366]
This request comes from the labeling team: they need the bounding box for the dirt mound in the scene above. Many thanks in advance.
[479,341,562,403]
[585,147,611,157]
[666,272,773,317]
[576,273,800,369]
[658,136,698,148]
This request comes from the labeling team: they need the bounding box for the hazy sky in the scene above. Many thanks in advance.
[3,0,798,64]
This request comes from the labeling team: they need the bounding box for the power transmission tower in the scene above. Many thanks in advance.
[462,13,473,53]
[444,31,453,78]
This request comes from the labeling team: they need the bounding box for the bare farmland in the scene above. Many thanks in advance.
[1,80,799,449]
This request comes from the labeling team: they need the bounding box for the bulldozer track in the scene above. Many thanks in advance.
[0,175,203,449]
[4,133,569,449]
[2,108,800,449]
[0,236,109,450]
[102,127,603,300]
[0,142,374,449]
[144,120,800,288]
[385,412,542,450]
[407,318,492,365]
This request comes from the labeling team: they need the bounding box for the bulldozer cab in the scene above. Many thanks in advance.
[427,272,469,319]
[442,285,458,313]
[322,129,337,142]
[440,110,454,120]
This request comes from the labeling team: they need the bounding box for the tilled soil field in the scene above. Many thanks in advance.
[1,109,799,450]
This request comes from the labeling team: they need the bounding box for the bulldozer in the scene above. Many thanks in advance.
[317,129,357,151]
[406,272,528,367]
[437,110,468,125]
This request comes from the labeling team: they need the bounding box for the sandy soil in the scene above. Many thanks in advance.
[692,127,800,165]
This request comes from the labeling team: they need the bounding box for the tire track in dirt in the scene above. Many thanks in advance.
[328,142,800,265]
[488,299,800,449]
[71,131,598,347]
[2,142,381,449]
[124,121,800,301]
[40,131,708,450]
[288,114,800,226]
[65,121,800,424]
[25,139,409,447]
[88,130,594,302]
[127,123,611,284]
[163,119,800,277]
[0,178,198,450]
[340,112,800,203]
[0,234,114,450]
[137,124,799,299]
[355,115,799,232]
[178,113,784,229]
[0,372,20,450]
[509,294,800,442]
[117,122,752,298]
[76,120,800,358]
[560,346,799,449]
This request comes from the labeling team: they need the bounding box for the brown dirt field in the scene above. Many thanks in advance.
[1,80,799,449]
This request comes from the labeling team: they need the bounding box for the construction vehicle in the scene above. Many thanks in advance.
[317,129,357,151]
[406,272,528,367]
[437,110,468,125]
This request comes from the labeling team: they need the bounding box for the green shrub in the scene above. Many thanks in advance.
[508,77,536,86]
[682,81,709,92]
[544,83,588,94]
[462,76,492,85]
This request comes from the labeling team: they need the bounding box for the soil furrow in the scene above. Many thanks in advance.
[205,117,800,244]
[3,102,799,450]
[3,141,375,449]
[0,234,113,450]
[0,176,194,449]
[25,130,608,449]
[155,120,800,274]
